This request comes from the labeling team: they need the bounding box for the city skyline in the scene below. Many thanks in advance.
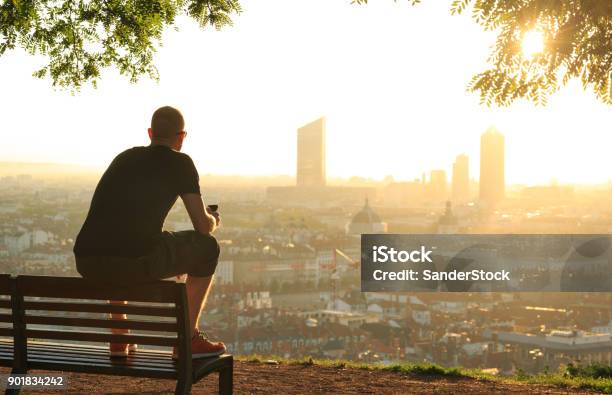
[2,119,608,189]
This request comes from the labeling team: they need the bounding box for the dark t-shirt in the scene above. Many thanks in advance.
[74,145,200,258]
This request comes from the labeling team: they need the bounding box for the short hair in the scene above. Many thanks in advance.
[151,106,185,138]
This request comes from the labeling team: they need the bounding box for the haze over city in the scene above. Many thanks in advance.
[1,0,610,185]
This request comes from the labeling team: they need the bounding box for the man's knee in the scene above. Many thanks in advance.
[185,233,220,277]
[196,233,220,260]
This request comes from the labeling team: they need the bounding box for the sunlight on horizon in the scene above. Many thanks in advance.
[0,0,610,185]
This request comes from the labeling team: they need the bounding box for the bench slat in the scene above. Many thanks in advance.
[18,276,179,303]
[29,349,176,369]
[0,340,12,358]
[24,301,176,317]
[26,329,177,347]
[0,314,12,323]
[28,341,172,360]
[25,315,178,332]
[0,300,11,309]
[28,345,175,366]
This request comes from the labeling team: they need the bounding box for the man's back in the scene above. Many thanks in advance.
[74,106,227,360]
[74,145,200,258]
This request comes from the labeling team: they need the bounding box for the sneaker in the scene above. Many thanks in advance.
[110,343,138,358]
[173,330,226,359]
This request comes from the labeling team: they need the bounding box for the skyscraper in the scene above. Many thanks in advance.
[479,127,505,206]
[297,117,326,187]
[452,154,469,202]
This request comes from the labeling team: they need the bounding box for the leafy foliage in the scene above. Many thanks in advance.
[0,0,241,88]
[356,0,612,106]
[458,0,612,106]
[2,0,610,106]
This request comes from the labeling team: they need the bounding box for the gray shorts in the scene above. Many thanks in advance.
[75,231,220,285]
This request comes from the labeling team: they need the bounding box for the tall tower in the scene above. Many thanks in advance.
[297,117,326,187]
[452,154,469,203]
[479,127,505,206]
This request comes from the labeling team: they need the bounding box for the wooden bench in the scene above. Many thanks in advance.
[2,275,232,395]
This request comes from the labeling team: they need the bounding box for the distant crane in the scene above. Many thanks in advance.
[330,248,359,310]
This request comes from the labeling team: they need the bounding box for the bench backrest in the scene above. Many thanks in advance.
[0,274,12,338]
[13,275,192,375]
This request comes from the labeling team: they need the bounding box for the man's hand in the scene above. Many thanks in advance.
[206,206,221,227]
[181,193,217,234]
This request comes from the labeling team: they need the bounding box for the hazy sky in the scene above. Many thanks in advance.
[1,0,610,185]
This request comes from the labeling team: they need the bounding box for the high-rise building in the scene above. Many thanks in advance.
[479,127,505,206]
[297,117,326,187]
[429,169,447,201]
[452,154,469,202]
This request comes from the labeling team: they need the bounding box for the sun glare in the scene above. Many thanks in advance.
[521,30,544,58]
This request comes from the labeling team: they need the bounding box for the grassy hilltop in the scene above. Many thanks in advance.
[241,356,612,394]
[4,358,612,394]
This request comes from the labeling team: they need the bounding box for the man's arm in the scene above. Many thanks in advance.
[181,193,219,234]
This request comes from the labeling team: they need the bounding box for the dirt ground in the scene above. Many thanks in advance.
[2,361,605,394]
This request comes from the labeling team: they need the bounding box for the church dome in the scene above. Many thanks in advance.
[350,199,381,224]
[346,199,387,235]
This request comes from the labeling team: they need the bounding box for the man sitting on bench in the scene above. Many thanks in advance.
[73,106,226,360]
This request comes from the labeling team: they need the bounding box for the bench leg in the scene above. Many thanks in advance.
[4,386,20,395]
[219,364,233,395]
[4,368,25,395]
[175,377,192,395]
